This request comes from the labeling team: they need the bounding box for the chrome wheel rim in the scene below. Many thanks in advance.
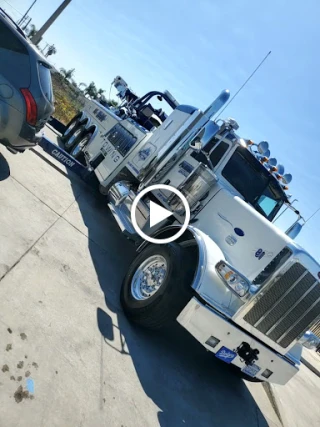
[65,127,82,148]
[64,120,77,136]
[131,255,167,300]
[71,133,91,157]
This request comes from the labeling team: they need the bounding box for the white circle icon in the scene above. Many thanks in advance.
[131,184,190,244]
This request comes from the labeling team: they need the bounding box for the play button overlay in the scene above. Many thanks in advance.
[131,184,190,244]
[149,201,173,228]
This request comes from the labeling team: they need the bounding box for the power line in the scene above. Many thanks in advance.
[18,0,38,25]
[216,51,271,119]
[305,206,320,225]
[1,0,23,15]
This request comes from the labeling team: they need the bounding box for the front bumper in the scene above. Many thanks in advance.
[107,181,149,238]
[177,297,299,385]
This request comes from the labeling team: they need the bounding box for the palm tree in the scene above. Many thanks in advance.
[60,68,75,82]
[45,44,57,57]
[84,81,97,99]
[27,24,37,38]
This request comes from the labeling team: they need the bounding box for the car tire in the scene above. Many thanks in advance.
[64,125,85,152]
[120,243,194,329]
[70,131,93,159]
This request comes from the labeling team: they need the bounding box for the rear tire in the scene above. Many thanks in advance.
[64,125,85,152]
[61,116,79,142]
[120,243,194,329]
[70,132,93,159]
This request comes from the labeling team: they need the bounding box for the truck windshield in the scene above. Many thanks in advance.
[222,147,286,221]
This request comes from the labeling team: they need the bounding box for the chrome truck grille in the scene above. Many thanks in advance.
[244,263,320,348]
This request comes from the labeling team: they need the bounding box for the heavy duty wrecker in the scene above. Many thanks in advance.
[41,76,320,384]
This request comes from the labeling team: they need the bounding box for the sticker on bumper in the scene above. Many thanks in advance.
[242,364,261,378]
[215,346,237,364]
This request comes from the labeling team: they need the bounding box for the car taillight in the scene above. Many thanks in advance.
[20,88,37,126]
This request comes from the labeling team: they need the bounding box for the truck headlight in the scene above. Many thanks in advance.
[216,261,250,297]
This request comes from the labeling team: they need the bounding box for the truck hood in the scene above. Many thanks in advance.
[195,188,293,281]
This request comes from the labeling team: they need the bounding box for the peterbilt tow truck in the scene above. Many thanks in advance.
[59,78,320,385]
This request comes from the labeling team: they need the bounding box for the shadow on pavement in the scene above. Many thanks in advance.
[0,152,10,181]
[61,143,268,426]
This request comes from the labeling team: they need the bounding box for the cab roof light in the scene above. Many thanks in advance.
[260,156,269,164]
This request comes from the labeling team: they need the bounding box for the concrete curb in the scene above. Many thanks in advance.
[301,356,320,378]
[262,383,284,426]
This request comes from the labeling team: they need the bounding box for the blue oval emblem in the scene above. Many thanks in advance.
[234,228,245,237]
[255,249,265,260]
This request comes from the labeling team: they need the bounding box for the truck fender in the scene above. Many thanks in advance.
[85,124,99,140]
[137,225,240,315]
[83,117,93,130]
[77,111,89,125]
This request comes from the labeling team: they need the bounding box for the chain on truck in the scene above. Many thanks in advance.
[57,76,320,385]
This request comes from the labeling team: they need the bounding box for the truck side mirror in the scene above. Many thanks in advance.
[286,222,303,239]
[189,138,202,153]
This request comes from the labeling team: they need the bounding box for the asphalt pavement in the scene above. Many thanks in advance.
[0,128,319,427]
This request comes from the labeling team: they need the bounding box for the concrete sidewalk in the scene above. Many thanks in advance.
[0,141,276,427]
[271,363,320,427]
[301,348,320,378]
[1,127,320,427]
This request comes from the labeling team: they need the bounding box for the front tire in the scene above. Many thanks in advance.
[120,243,194,329]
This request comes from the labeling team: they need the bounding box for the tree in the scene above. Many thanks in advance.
[79,82,87,91]
[60,67,75,82]
[97,88,105,98]
[71,79,78,88]
[45,44,57,57]
[84,81,97,99]
[27,24,37,38]
[108,99,119,107]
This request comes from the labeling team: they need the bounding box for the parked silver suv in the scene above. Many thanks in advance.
[0,9,55,153]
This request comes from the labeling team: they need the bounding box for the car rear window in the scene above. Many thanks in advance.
[0,18,30,87]
[38,62,53,102]
[0,18,28,54]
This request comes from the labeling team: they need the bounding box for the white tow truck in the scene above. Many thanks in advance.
[61,78,320,385]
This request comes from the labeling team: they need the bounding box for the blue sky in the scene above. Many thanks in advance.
[2,0,320,260]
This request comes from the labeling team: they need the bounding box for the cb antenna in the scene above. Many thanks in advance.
[216,50,271,119]
[305,206,320,225]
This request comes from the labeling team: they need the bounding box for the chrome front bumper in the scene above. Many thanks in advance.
[107,181,149,237]
[177,297,299,385]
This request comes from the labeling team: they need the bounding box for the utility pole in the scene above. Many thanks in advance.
[17,0,38,25]
[31,0,72,45]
